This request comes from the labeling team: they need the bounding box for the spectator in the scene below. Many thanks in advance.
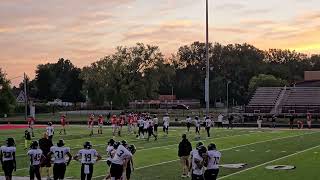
[217,114,223,128]
[271,115,276,128]
[257,116,263,129]
[289,115,295,129]
[227,115,234,129]
[178,134,192,178]
[307,113,312,129]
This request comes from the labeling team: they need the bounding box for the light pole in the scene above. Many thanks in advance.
[205,0,210,116]
[227,81,231,114]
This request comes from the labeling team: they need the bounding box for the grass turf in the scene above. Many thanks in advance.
[0,125,319,180]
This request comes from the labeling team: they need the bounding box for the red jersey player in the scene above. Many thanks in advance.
[59,114,67,135]
[88,114,94,136]
[111,115,118,138]
[97,115,104,134]
[27,116,35,137]
[118,114,125,137]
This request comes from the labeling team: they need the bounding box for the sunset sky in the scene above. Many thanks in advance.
[1,0,320,86]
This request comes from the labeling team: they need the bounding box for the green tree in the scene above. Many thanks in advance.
[34,58,85,102]
[81,43,165,107]
[248,74,288,94]
[0,68,15,115]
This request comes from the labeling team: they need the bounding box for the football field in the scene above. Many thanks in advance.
[0,125,319,180]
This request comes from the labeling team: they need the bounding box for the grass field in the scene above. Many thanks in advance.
[0,125,319,180]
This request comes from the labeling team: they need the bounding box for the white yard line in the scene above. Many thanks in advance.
[217,144,320,180]
[92,131,318,179]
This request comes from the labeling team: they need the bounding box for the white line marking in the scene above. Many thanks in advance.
[218,144,320,179]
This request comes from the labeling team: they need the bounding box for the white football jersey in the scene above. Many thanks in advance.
[138,119,144,127]
[218,115,223,122]
[50,146,70,164]
[186,117,192,123]
[163,116,170,127]
[195,120,200,127]
[46,126,54,136]
[205,119,212,127]
[106,145,115,161]
[207,150,221,170]
[112,145,132,165]
[143,120,149,129]
[0,146,16,161]
[153,118,158,125]
[192,151,204,175]
[77,149,99,164]
[27,149,43,165]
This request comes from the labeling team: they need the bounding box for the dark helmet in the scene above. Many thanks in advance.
[30,141,39,149]
[48,122,52,126]
[197,145,207,157]
[83,141,92,149]
[6,138,15,147]
[121,140,128,146]
[113,141,121,149]
[208,143,216,150]
[128,144,136,154]
[57,139,65,147]
[195,116,199,120]
[108,139,115,145]
[196,141,203,148]
[182,134,187,139]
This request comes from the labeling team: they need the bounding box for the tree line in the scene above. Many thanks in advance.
[1,41,320,112]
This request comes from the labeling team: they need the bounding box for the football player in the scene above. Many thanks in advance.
[204,143,221,180]
[111,115,118,138]
[46,122,54,142]
[59,114,67,135]
[118,114,125,137]
[137,116,145,139]
[105,139,116,180]
[88,114,95,136]
[205,116,212,138]
[153,115,159,135]
[194,117,201,139]
[162,113,170,136]
[110,141,133,180]
[186,116,192,132]
[48,139,72,180]
[0,138,16,180]
[97,115,104,134]
[24,129,32,150]
[125,145,136,180]
[27,141,44,180]
[191,145,207,180]
[189,142,203,177]
[147,117,157,141]
[27,116,35,137]
[74,142,102,180]
[127,114,134,134]
[132,114,138,134]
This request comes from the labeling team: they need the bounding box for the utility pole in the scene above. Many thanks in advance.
[205,0,210,116]
[227,81,231,114]
[24,73,28,121]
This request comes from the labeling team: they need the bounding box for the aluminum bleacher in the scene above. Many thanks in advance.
[246,87,320,114]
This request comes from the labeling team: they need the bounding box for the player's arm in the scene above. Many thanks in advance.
[194,158,203,169]
[66,152,72,166]
[13,151,16,171]
[95,153,102,162]
[73,153,80,162]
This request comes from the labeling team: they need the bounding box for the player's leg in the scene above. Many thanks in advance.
[81,164,86,180]
[35,165,41,180]
[60,163,67,180]
[86,164,94,180]
[30,165,35,180]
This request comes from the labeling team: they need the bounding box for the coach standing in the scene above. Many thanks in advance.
[39,133,53,180]
[178,134,192,178]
